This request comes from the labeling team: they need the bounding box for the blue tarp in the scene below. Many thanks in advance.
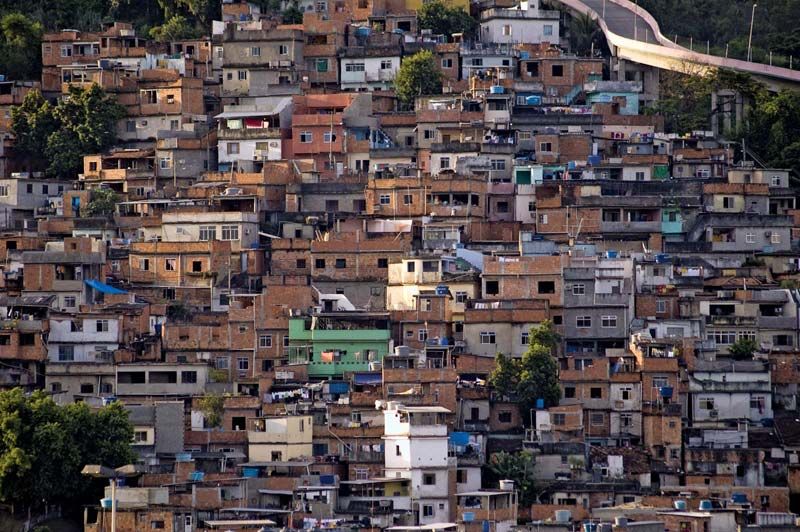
[449,432,469,446]
[85,279,127,294]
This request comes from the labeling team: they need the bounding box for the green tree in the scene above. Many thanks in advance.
[395,50,443,107]
[487,322,561,425]
[198,394,225,428]
[84,188,118,217]
[0,389,134,515]
[282,3,304,24]
[0,13,43,80]
[12,84,125,178]
[417,0,476,38]
[488,353,519,398]
[568,12,601,55]
[11,89,58,161]
[487,450,537,505]
[149,14,201,42]
[728,337,758,361]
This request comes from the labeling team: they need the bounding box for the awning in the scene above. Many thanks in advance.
[204,519,277,527]
[353,372,382,386]
[85,279,127,295]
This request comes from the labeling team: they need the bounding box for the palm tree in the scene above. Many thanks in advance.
[569,12,602,56]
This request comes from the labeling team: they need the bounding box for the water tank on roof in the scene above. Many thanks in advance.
[554,510,571,523]
[490,85,504,94]
[605,250,618,258]
[698,500,712,510]
[660,386,674,399]
[355,26,371,38]
[526,95,542,105]
[674,500,687,510]
[536,398,545,409]
[732,493,748,504]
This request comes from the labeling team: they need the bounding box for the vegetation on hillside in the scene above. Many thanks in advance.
[394,50,443,107]
[638,0,800,65]
[12,85,125,178]
[0,389,134,515]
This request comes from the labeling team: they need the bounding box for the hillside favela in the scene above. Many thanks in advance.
[0,0,799,530]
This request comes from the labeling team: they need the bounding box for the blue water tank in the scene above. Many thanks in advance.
[242,467,259,478]
[189,471,205,482]
[490,85,504,94]
[655,253,671,263]
[698,500,712,510]
[526,95,541,105]
[355,26,371,38]
[731,493,748,504]
[605,250,618,258]
[674,500,687,510]
[660,386,673,398]
[520,51,530,59]
[536,398,545,409]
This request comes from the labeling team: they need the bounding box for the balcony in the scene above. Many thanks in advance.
[600,220,661,233]
[488,182,515,195]
[704,315,757,326]
[758,316,796,329]
[218,127,281,141]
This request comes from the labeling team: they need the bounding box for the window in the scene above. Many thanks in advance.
[601,315,617,328]
[315,258,325,268]
[423,129,435,140]
[620,413,632,428]
[521,332,529,345]
[590,413,604,426]
[491,159,506,170]
[710,331,737,345]
[635,171,645,181]
[64,296,76,308]
[540,142,552,152]
[403,194,413,205]
[455,291,468,303]
[296,258,307,269]
[379,194,391,205]
[61,45,72,57]
[279,45,288,55]
[699,397,715,410]
[142,89,157,104]
[396,445,401,456]
[750,396,766,410]
[423,505,434,517]
[572,284,585,295]
[251,46,261,56]
[237,357,249,371]
[139,258,150,271]
[345,62,365,72]
[480,331,496,344]
[498,411,512,423]
[423,298,432,311]
[472,58,483,67]
[315,58,328,72]
[332,257,347,269]
[772,233,781,244]
[380,60,393,70]
[620,387,631,400]
[538,281,555,294]
[164,258,176,271]
[441,58,453,68]
[221,225,239,241]
[216,357,229,370]
[656,300,667,313]
[323,132,335,143]
[260,335,272,348]
[485,280,499,295]
[456,469,468,483]
[159,158,171,170]
[58,345,75,362]
[0,186,8,197]
[543,24,553,36]
[439,157,451,169]
[133,431,148,443]
[652,377,669,388]
[181,371,197,383]
[300,131,312,143]
[199,226,216,241]
[41,185,48,195]
[552,413,565,425]
[237,70,247,80]
[96,320,109,333]
[576,316,592,328]
[418,329,428,342]
[377,258,388,268]
[423,473,436,485]
[151,521,165,529]
[502,24,512,36]
[590,387,602,399]
[771,175,782,187]
[407,262,415,272]
[722,196,734,209]
[564,387,575,398]
[551,64,563,76]
[227,142,240,155]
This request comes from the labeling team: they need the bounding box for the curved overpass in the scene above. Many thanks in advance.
[556,0,800,90]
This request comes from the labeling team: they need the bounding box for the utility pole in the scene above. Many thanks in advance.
[747,3,758,62]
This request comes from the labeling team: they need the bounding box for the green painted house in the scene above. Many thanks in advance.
[286,313,391,378]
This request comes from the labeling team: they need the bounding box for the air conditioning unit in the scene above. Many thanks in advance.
[709,409,719,418]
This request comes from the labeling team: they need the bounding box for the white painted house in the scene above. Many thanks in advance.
[479,0,560,46]
[384,403,453,525]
